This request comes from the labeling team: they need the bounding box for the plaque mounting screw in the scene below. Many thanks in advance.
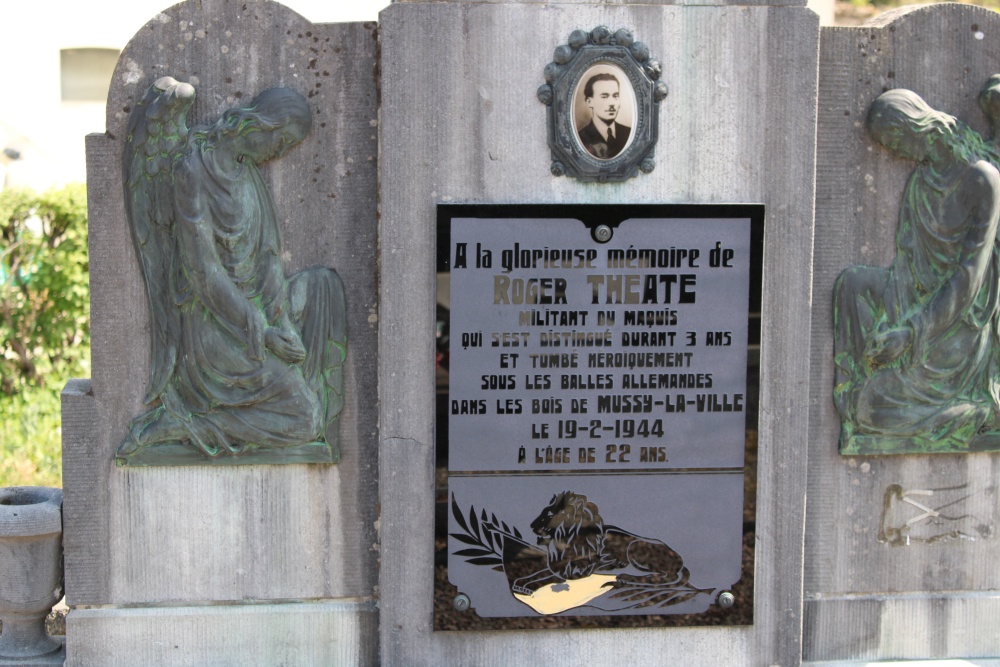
[453,593,471,612]
[594,225,613,243]
[718,591,735,608]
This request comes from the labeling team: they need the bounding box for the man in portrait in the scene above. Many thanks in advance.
[577,73,631,159]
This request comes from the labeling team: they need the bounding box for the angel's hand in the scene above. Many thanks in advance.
[865,324,911,366]
[266,326,306,364]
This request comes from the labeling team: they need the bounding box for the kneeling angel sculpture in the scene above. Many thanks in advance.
[117,77,346,465]
[834,88,1000,454]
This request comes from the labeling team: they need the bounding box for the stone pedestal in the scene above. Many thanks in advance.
[0,487,64,667]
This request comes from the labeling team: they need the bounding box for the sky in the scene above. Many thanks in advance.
[4,0,391,38]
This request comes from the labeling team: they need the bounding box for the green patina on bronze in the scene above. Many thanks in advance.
[834,81,1000,455]
[116,77,346,467]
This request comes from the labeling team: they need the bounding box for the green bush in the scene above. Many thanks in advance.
[0,184,89,487]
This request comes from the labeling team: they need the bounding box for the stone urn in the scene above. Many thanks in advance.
[0,487,63,661]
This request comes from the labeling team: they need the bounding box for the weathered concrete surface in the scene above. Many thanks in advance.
[804,660,1000,666]
[60,381,104,606]
[64,0,378,664]
[805,594,1000,662]
[378,2,818,665]
[0,638,65,667]
[65,601,376,667]
[394,0,808,8]
[806,4,1000,662]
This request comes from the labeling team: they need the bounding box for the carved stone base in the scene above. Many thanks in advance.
[65,602,375,666]
[0,637,64,666]
[115,441,339,467]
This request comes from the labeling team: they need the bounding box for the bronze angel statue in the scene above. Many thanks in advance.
[117,77,346,465]
[834,88,1000,455]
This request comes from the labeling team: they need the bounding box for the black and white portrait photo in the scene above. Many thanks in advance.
[573,65,636,160]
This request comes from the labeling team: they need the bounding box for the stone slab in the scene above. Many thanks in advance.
[805,595,1000,662]
[806,4,1000,661]
[805,661,1000,666]
[60,380,105,606]
[64,601,376,667]
[378,2,818,665]
[65,0,379,608]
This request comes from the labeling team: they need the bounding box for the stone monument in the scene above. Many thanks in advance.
[50,0,1000,664]
[807,4,1000,662]
[379,0,816,664]
[60,1,378,664]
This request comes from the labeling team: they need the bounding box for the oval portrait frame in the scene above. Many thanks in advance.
[538,27,667,183]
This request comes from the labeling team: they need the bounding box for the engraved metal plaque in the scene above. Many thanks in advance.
[435,205,762,629]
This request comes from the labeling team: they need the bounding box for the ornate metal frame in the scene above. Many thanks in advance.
[538,27,667,183]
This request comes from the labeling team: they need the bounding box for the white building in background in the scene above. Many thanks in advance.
[0,0,388,191]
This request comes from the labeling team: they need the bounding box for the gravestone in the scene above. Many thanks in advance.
[60,1,378,664]
[806,4,1000,662]
[379,0,817,664]
[56,0,1000,663]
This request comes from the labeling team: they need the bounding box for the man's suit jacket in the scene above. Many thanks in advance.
[578,121,631,158]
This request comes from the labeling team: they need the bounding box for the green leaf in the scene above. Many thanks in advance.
[454,548,495,558]
[466,557,503,566]
[0,184,89,487]
[468,505,480,538]
[451,494,469,533]
[482,524,494,551]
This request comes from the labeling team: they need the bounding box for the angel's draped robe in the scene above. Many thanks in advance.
[834,160,1000,452]
[157,147,343,454]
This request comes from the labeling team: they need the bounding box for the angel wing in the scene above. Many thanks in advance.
[123,76,196,404]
